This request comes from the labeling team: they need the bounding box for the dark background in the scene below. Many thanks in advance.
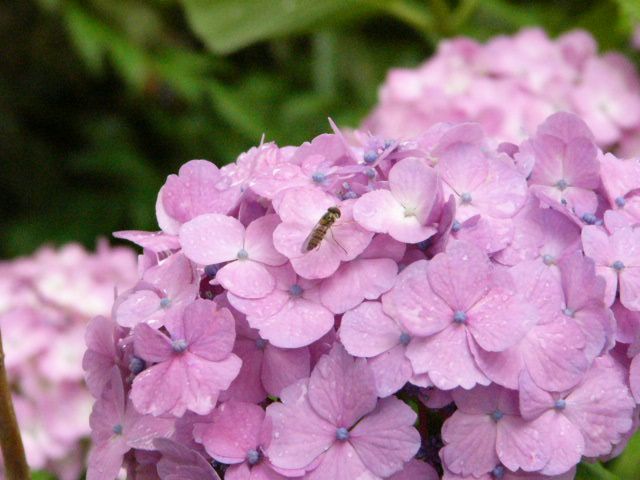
[1,0,638,260]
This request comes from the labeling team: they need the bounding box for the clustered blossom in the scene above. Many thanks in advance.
[85,109,640,480]
[364,28,640,158]
[0,242,137,479]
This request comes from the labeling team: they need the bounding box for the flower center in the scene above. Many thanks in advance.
[490,409,504,422]
[451,220,462,232]
[363,151,379,164]
[255,338,267,350]
[453,310,468,324]
[312,172,326,183]
[542,254,556,266]
[399,332,411,346]
[159,297,171,309]
[554,399,566,410]
[460,192,472,204]
[246,449,261,466]
[289,284,303,297]
[612,260,625,271]
[615,196,626,207]
[492,465,505,479]
[237,249,249,260]
[555,179,568,191]
[563,307,575,318]
[171,339,189,353]
[129,357,145,375]
[204,264,219,277]
[581,213,598,225]
[112,424,123,435]
[364,167,376,179]
[336,427,350,441]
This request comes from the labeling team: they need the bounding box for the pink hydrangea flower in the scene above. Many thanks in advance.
[87,109,640,478]
[131,299,241,416]
[582,225,640,309]
[87,368,174,480]
[519,355,634,472]
[227,264,334,348]
[383,241,536,389]
[156,159,242,235]
[266,345,420,479]
[364,28,640,156]
[353,157,440,243]
[520,112,601,216]
[194,400,302,479]
[115,253,197,329]
[441,385,550,477]
[0,242,137,477]
[272,187,373,279]
[180,214,287,299]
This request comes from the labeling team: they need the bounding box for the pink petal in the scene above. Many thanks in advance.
[83,316,118,397]
[193,401,264,463]
[563,137,599,189]
[388,459,439,480]
[473,157,527,218]
[538,412,585,476]
[265,381,336,470]
[180,214,245,265]
[350,396,420,477]
[467,288,537,352]
[87,437,129,480]
[217,260,276,299]
[133,323,173,363]
[155,438,220,480]
[353,189,404,234]
[428,241,491,311]
[563,356,635,457]
[441,412,498,477]
[437,141,489,195]
[220,339,266,404]
[308,344,377,427]
[115,289,164,329]
[320,258,397,314]
[383,260,453,337]
[581,226,612,266]
[125,401,175,449]
[405,326,490,390]
[249,298,334,349]
[114,230,181,252]
[306,442,376,480]
[496,416,550,472]
[388,157,439,223]
[244,214,287,266]
[262,344,310,398]
[367,345,414,397]
[630,354,640,403]
[182,300,236,361]
[273,187,334,227]
[620,267,640,311]
[339,301,402,357]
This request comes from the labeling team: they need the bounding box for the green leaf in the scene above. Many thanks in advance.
[179,0,377,54]
[615,0,640,32]
[31,471,56,480]
[576,462,621,480]
[608,430,640,479]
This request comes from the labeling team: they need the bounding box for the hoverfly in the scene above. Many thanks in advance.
[302,207,345,253]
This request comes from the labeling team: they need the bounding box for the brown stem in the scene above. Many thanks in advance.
[0,329,29,479]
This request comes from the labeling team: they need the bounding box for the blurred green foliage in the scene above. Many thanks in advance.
[1,0,638,258]
[1,1,639,479]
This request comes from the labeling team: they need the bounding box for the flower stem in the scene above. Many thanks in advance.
[0,329,29,479]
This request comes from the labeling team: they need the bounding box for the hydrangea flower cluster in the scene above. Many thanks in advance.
[0,242,137,479]
[86,110,640,480]
[364,28,640,158]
